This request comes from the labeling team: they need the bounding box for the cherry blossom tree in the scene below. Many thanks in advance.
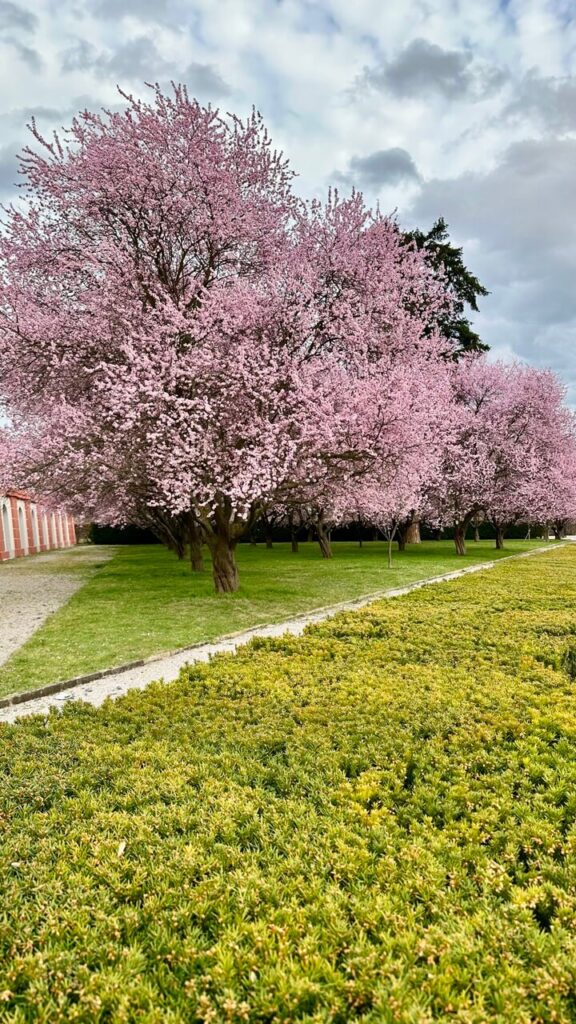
[0,87,304,590]
[278,339,453,562]
[483,370,576,546]
[424,356,576,554]
[514,434,576,540]
[0,428,13,493]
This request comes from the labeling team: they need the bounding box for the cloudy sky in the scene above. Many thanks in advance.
[1,0,576,398]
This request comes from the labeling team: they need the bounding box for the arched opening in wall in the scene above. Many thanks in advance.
[1,501,14,557]
[41,513,49,549]
[17,504,28,555]
[31,505,40,550]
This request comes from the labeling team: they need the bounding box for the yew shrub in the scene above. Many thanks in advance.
[1,546,576,1021]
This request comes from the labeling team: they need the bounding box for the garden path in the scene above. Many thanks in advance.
[0,547,116,670]
[0,543,564,724]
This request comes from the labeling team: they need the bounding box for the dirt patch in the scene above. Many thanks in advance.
[0,547,116,667]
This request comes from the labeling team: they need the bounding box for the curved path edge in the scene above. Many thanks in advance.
[0,543,566,724]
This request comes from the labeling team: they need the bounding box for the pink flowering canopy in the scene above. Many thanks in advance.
[3,85,573,585]
[0,84,454,589]
[424,355,576,552]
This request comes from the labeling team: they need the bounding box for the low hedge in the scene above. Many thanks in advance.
[1,547,576,1022]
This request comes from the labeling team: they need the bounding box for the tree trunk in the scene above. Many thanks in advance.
[474,525,480,543]
[358,536,363,548]
[396,521,408,551]
[405,519,421,544]
[454,524,467,556]
[307,528,314,543]
[261,514,273,549]
[206,532,239,593]
[189,521,204,572]
[156,522,186,560]
[318,533,332,558]
[287,514,299,553]
[553,519,566,540]
[387,534,393,568]
[155,528,185,560]
[316,516,333,559]
[495,525,504,549]
[371,529,379,542]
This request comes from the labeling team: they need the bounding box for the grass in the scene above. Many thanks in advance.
[0,539,542,698]
[1,545,575,1021]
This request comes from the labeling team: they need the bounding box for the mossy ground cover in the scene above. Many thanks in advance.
[1,546,576,1021]
[0,540,539,698]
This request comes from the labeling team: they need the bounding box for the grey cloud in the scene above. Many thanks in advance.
[336,147,420,190]
[0,98,105,135]
[363,38,473,98]
[16,105,68,119]
[504,71,576,132]
[0,141,21,198]
[412,138,576,259]
[478,64,509,97]
[185,62,231,99]
[61,36,167,79]
[358,38,508,103]
[2,35,43,71]
[61,39,97,73]
[102,37,166,80]
[0,0,36,32]
[89,0,171,18]
[409,137,576,401]
[61,36,232,99]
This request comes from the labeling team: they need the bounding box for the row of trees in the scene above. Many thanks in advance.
[1,85,574,591]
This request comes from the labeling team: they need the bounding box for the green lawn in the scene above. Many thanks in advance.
[0,538,544,698]
[1,545,575,1021]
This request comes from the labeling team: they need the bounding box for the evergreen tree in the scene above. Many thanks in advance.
[405,217,489,355]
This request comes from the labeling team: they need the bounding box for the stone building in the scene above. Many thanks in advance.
[0,490,75,561]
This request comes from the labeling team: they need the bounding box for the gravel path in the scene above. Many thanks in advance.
[0,547,116,669]
[0,544,563,725]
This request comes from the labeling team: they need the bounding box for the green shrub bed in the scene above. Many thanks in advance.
[1,546,576,1022]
